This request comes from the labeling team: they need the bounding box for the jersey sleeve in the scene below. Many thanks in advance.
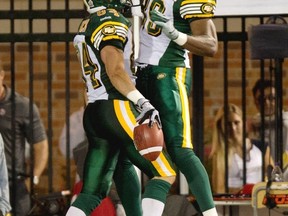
[88,9,131,51]
[180,0,216,20]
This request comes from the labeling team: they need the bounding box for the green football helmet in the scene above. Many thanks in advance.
[83,0,132,13]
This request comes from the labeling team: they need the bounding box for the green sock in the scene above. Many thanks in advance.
[173,149,215,212]
[142,178,171,203]
[114,163,142,216]
[72,193,102,215]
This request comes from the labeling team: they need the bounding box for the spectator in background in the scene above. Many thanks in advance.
[248,79,288,165]
[0,133,11,216]
[0,60,48,216]
[209,104,273,194]
[59,106,87,182]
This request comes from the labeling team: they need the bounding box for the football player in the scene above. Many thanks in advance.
[65,0,176,215]
[135,0,218,215]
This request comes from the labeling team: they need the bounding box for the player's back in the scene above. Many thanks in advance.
[74,8,131,103]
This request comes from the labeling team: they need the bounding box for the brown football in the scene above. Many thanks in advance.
[133,123,164,161]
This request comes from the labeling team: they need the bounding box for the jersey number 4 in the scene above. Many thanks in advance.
[81,43,102,90]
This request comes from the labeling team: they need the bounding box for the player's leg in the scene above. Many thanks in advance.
[161,68,217,215]
[126,149,175,216]
[66,137,119,215]
[115,152,174,216]
[113,154,142,216]
[137,66,217,215]
[141,177,175,216]
[66,102,120,216]
[112,99,176,216]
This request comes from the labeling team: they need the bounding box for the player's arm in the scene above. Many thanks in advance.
[183,18,218,57]
[101,45,137,99]
[101,45,161,127]
[150,10,218,57]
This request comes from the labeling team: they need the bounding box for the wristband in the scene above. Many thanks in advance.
[173,32,188,46]
[126,90,145,105]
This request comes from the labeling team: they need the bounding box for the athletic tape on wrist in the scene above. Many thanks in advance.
[126,90,145,105]
[173,32,188,46]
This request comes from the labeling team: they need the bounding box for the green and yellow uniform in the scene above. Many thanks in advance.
[137,0,217,213]
[73,7,176,215]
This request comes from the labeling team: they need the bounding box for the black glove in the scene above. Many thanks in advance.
[136,98,162,128]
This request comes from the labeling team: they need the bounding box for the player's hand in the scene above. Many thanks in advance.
[150,9,179,41]
[136,98,162,128]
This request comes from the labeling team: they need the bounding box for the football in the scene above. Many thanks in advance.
[133,123,164,161]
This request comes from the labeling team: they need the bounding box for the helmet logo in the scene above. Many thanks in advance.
[102,25,116,35]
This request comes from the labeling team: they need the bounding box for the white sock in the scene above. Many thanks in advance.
[142,198,165,216]
[66,206,86,216]
[203,207,218,216]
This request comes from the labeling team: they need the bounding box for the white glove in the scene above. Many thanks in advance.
[136,98,162,128]
[150,9,187,46]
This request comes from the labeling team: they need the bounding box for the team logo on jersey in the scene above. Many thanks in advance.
[102,25,116,35]
[157,73,166,80]
[201,3,214,14]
